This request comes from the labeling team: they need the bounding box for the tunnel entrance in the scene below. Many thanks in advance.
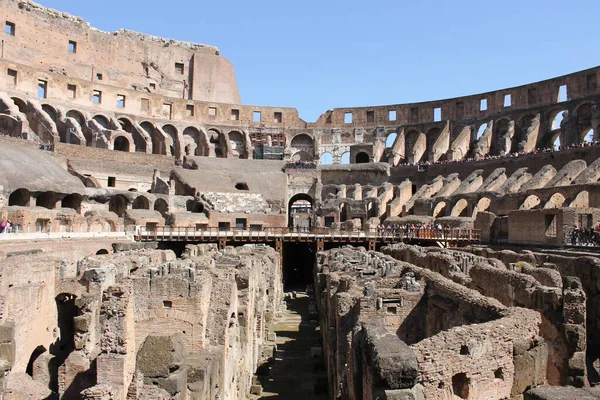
[283,242,315,291]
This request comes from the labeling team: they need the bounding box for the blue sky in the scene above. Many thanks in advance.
[39,0,600,122]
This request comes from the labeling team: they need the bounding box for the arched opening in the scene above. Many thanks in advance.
[162,124,178,157]
[42,104,58,123]
[9,188,30,206]
[154,198,169,216]
[385,132,397,148]
[109,195,128,217]
[451,199,469,217]
[229,131,246,159]
[477,123,487,139]
[433,202,447,218]
[320,152,333,165]
[36,192,56,209]
[288,193,313,229]
[119,118,145,152]
[452,372,470,399]
[570,191,589,208]
[113,136,130,152]
[553,133,561,150]
[208,129,224,158]
[583,127,594,144]
[291,151,312,162]
[235,182,249,191]
[96,249,109,255]
[355,152,370,164]
[52,293,78,392]
[520,195,541,210]
[186,200,204,213]
[183,127,201,156]
[290,134,314,157]
[66,110,86,127]
[11,97,27,113]
[551,109,566,130]
[132,196,150,210]
[92,114,110,129]
[544,192,566,209]
[26,345,47,377]
[340,152,350,164]
[405,130,426,164]
[61,193,82,211]
[476,197,491,212]
[141,121,163,155]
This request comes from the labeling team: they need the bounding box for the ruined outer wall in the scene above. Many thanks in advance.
[0,0,240,104]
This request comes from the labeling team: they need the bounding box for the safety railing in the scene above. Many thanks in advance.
[136,226,481,243]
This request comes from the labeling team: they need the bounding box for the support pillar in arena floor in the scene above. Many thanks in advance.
[316,240,324,252]
[218,239,227,250]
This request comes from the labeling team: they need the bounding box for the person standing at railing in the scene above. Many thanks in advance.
[0,219,5,233]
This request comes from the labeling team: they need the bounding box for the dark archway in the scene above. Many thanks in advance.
[355,152,370,164]
[162,124,179,157]
[9,188,30,206]
[119,117,145,153]
[132,196,150,210]
[11,97,27,113]
[109,195,128,217]
[42,104,58,123]
[36,192,56,209]
[96,249,109,255]
[186,199,204,213]
[26,345,47,377]
[113,136,130,152]
[154,198,169,216]
[61,193,82,211]
[141,121,163,155]
[288,193,313,229]
[92,114,109,129]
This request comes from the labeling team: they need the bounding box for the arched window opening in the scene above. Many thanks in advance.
[320,152,333,165]
[552,110,566,130]
[477,123,487,139]
[162,125,178,157]
[355,152,370,164]
[385,133,397,148]
[26,346,47,377]
[154,198,169,216]
[11,97,27,113]
[553,134,561,150]
[141,121,163,155]
[229,131,246,158]
[66,110,85,127]
[96,249,109,255]
[61,194,82,211]
[209,130,224,158]
[42,104,57,122]
[92,115,109,129]
[109,195,128,217]
[235,182,249,191]
[186,200,204,213]
[340,152,350,164]
[583,128,594,144]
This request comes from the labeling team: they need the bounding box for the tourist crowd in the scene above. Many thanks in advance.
[284,161,317,170]
[376,222,447,236]
[568,225,600,247]
[0,219,15,233]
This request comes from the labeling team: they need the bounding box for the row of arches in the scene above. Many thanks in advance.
[8,189,82,211]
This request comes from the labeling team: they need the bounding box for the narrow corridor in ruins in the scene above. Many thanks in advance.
[254,292,328,399]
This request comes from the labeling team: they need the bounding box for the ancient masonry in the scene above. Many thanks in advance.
[1,0,600,398]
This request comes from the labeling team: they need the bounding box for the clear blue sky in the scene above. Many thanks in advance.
[39,0,600,122]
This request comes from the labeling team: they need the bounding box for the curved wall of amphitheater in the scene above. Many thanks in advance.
[0,0,598,165]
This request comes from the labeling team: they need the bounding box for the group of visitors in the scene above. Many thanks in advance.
[284,161,317,170]
[395,139,600,168]
[0,219,14,233]
[568,225,600,246]
[38,143,53,151]
[376,222,446,236]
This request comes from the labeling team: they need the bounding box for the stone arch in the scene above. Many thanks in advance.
[132,196,150,210]
[576,102,594,142]
[113,135,131,152]
[433,201,447,218]
[544,192,566,209]
[355,152,370,164]
[290,134,315,157]
[476,197,492,212]
[405,130,426,164]
[288,193,313,229]
[451,199,470,217]
[340,151,350,164]
[8,188,30,206]
[549,108,566,130]
[92,114,110,129]
[569,190,589,208]
[140,121,163,155]
[385,132,398,148]
[291,151,312,162]
[186,200,204,213]
[66,110,86,127]
[182,126,203,156]
[109,195,128,217]
[320,152,333,165]
[520,194,541,210]
[476,123,488,139]
[426,127,445,161]
[228,130,246,158]
[26,345,47,377]
[36,191,56,209]
[154,198,169,216]
[208,128,226,158]
[10,97,27,113]
[162,124,179,157]
[118,117,145,152]
[96,249,109,255]
[41,104,58,123]
[61,193,82,211]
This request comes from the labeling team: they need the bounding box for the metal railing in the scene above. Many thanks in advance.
[136,226,481,243]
